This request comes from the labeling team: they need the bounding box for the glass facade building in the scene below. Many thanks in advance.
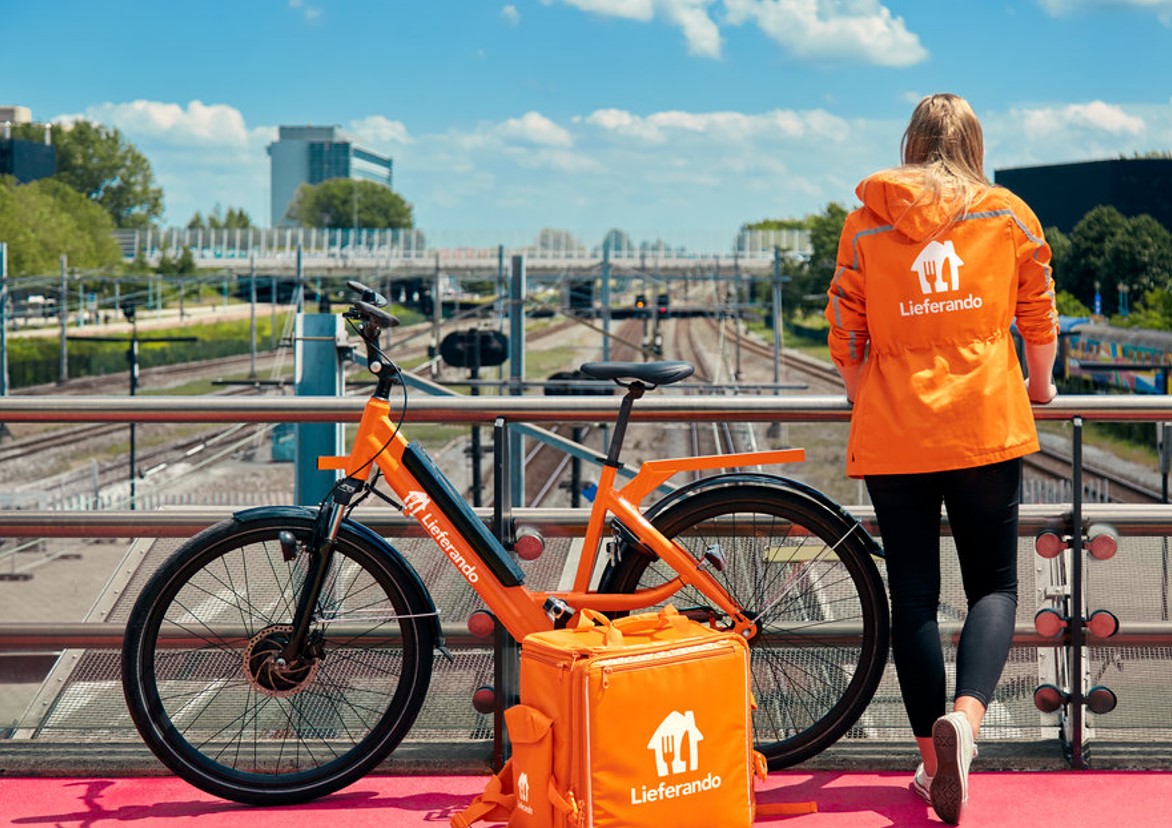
[0,139,55,184]
[267,125,394,226]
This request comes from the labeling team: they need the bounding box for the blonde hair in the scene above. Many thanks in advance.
[874,93,991,232]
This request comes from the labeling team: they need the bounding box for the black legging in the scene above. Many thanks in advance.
[866,459,1021,738]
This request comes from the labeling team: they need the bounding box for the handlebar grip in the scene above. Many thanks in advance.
[353,300,399,330]
[346,280,389,308]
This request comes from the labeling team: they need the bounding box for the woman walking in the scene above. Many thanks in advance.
[824,93,1058,824]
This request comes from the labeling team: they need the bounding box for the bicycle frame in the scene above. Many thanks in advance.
[320,394,807,642]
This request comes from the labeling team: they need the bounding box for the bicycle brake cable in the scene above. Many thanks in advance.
[340,317,410,482]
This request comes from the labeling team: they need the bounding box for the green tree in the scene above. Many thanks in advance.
[748,202,849,320]
[1102,214,1172,299]
[1062,205,1129,309]
[1055,290,1091,317]
[744,218,807,231]
[0,175,121,275]
[1045,226,1070,288]
[189,204,254,229]
[806,202,849,289]
[1128,288,1172,329]
[285,179,412,229]
[17,120,164,229]
[156,246,196,276]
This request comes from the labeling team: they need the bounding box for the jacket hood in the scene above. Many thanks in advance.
[855,171,960,243]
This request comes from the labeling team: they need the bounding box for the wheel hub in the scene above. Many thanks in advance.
[243,625,320,697]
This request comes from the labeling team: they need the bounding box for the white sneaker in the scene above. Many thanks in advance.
[930,712,975,825]
[912,763,932,804]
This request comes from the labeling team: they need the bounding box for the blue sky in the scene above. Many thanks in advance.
[5,0,1172,249]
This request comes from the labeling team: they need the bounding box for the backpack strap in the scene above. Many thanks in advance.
[751,752,818,820]
[450,758,518,828]
[755,800,819,819]
[549,777,582,825]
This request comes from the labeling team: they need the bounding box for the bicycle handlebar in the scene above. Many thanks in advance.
[343,280,400,337]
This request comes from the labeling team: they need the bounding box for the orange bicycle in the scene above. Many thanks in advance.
[122,281,889,805]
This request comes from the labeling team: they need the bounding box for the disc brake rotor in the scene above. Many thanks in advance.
[242,624,320,697]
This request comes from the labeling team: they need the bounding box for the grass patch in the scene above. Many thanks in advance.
[525,346,584,380]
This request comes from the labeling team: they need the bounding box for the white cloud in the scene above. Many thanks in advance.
[502,4,521,25]
[582,106,848,144]
[549,0,656,21]
[1012,101,1146,141]
[549,0,722,57]
[54,95,1172,245]
[724,0,928,66]
[1038,0,1172,24]
[349,115,412,145]
[661,0,723,57]
[983,100,1168,174]
[546,0,925,64]
[506,147,603,172]
[498,111,574,147]
[61,100,258,151]
[288,0,323,23]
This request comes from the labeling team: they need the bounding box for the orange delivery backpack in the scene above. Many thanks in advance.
[451,606,815,828]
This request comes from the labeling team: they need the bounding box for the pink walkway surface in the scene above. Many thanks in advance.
[2,770,1169,827]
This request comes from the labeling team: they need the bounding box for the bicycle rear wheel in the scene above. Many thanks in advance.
[122,514,435,805]
[597,483,889,769]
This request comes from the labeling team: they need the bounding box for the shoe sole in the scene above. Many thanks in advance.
[931,718,966,824]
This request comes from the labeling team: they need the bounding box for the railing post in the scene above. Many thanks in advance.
[491,416,520,771]
[1067,416,1085,767]
[0,241,7,398]
[508,255,526,506]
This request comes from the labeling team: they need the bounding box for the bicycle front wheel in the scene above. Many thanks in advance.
[597,484,889,769]
[122,515,435,805]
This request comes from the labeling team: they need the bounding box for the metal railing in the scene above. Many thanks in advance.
[112,227,814,271]
[3,393,1172,767]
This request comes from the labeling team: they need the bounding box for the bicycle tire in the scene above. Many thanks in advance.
[122,514,435,805]
[597,483,889,769]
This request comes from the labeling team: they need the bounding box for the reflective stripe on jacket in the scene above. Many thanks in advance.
[825,173,1058,477]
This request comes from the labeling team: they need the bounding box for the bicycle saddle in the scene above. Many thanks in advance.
[578,360,694,387]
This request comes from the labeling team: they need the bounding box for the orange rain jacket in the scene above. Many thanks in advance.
[825,172,1058,478]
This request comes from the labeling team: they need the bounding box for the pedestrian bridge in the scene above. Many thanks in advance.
[112,226,812,275]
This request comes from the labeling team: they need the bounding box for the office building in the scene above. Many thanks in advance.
[0,105,32,125]
[267,125,394,226]
[994,158,1172,234]
[0,106,56,184]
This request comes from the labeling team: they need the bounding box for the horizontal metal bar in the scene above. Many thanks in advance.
[2,394,1171,424]
[0,621,484,650]
[2,504,1170,538]
[5,620,1172,653]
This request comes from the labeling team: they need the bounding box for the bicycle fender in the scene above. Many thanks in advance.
[230,505,444,641]
[641,472,883,558]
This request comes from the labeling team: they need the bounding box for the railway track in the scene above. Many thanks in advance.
[1025,443,1164,504]
[6,311,1164,511]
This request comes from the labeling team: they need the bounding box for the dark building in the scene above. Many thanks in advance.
[0,136,57,184]
[994,158,1172,234]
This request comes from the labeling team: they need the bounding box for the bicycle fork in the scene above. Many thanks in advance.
[276,480,360,663]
